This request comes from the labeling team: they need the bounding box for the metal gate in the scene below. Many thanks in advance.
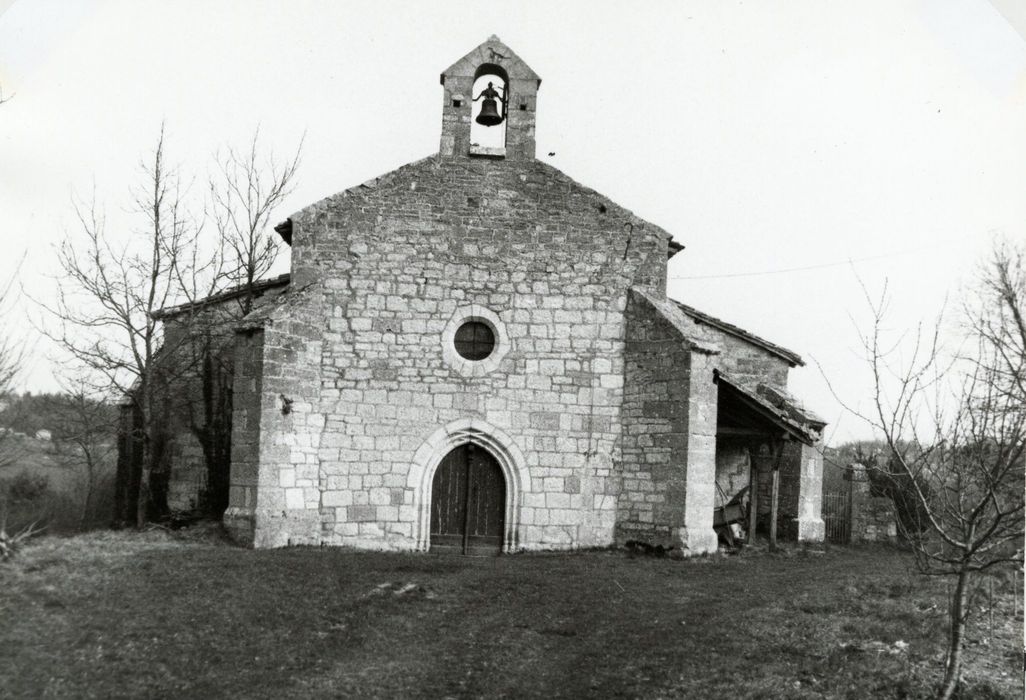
[822,490,852,544]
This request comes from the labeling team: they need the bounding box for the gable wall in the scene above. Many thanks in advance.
[254,155,670,550]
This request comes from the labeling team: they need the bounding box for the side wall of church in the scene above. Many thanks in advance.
[166,434,206,511]
[223,328,265,542]
[153,307,243,515]
[255,156,670,551]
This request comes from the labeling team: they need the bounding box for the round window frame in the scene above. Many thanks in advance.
[453,320,496,361]
[441,305,509,376]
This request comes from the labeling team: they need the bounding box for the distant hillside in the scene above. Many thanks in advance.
[0,432,116,533]
[0,393,118,441]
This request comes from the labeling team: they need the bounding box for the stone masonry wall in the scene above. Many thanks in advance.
[752,443,802,516]
[223,328,265,543]
[748,441,803,539]
[849,462,898,543]
[619,290,718,554]
[619,291,692,546]
[246,286,327,548]
[155,300,257,515]
[259,154,671,551]
[681,351,719,553]
[715,439,749,504]
[776,441,802,523]
[670,314,791,390]
[797,441,826,542]
[166,435,206,511]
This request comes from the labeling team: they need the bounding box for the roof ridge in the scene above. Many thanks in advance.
[152,273,291,320]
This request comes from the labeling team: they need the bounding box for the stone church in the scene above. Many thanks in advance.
[149,37,826,555]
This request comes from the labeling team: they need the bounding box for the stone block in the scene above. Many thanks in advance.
[348,505,377,522]
[285,488,306,510]
[322,490,353,507]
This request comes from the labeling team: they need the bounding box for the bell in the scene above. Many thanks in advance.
[475,97,503,126]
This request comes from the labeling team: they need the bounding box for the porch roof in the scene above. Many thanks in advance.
[713,370,824,446]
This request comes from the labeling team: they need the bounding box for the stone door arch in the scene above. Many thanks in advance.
[408,419,529,553]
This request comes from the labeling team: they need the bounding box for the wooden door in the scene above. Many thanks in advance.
[430,444,505,555]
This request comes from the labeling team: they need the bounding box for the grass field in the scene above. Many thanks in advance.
[1,529,1021,699]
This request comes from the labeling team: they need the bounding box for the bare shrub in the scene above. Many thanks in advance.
[843,239,1025,699]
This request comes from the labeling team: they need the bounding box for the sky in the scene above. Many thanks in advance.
[1,0,1024,445]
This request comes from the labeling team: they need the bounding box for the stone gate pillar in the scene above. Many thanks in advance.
[796,440,825,542]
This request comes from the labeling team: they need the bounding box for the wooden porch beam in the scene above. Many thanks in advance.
[768,438,788,552]
[747,440,759,546]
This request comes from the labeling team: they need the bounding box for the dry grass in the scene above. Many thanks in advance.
[0,532,1020,699]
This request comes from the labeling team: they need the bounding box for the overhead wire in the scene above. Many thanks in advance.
[668,249,917,280]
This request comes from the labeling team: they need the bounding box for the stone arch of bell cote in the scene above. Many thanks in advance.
[439,35,541,161]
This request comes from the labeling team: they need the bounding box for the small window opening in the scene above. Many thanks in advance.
[519,103,527,111]
[452,99,462,108]
[454,321,495,361]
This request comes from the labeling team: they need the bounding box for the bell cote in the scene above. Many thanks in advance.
[439,36,541,161]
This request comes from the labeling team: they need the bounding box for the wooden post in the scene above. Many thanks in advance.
[846,467,854,545]
[769,438,786,552]
[747,447,759,546]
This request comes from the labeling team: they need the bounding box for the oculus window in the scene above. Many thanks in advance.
[454,321,495,361]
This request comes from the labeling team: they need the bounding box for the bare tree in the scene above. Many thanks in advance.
[38,123,301,525]
[38,125,206,526]
[967,240,1026,410]
[0,257,43,548]
[47,387,117,530]
[850,240,1025,699]
[210,128,301,312]
[0,263,25,471]
[177,131,301,515]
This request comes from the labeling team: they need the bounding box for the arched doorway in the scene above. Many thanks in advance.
[430,443,506,555]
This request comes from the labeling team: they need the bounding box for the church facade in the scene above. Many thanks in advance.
[152,38,826,554]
